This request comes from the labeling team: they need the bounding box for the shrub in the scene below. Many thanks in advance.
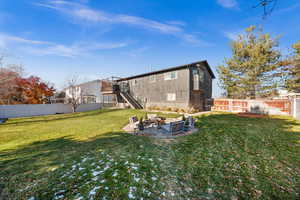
[172,107,180,112]
[188,108,197,114]
[179,108,186,113]
[166,107,172,111]
[154,105,160,110]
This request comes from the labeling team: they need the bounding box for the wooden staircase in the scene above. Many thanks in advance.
[120,92,143,109]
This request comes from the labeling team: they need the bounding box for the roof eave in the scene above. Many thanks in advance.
[116,60,215,81]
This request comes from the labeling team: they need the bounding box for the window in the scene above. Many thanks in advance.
[192,69,198,75]
[167,93,176,101]
[193,74,199,90]
[83,96,96,104]
[199,69,205,83]
[132,79,138,86]
[149,75,156,83]
[164,71,177,80]
[192,68,205,90]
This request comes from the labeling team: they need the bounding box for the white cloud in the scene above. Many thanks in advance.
[223,30,242,40]
[35,0,209,45]
[0,32,128,57]
[37,1,182,34]
[0,33,52,47]
[217,0,238,9]
[124,46,150,57]
[181,34,213,47]
[166,20,186,26]
[224,32,238,40]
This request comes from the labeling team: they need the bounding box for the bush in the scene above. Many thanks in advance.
[166,107,172,111]
[171,107,179,112]
[179,108,186,113]
[153,105,160,110]
[188,108,198,114]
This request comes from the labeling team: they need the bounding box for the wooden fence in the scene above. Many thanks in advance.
[212,99,291,116]
[292,98,300,120]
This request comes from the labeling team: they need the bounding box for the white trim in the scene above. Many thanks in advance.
[167,93,176,101]
[293,97,297,118]
[149,75,156,83]
[164,71,177,80]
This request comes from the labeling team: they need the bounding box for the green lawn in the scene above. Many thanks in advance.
[0,109,299,199]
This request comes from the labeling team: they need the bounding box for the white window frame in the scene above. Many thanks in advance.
[167,93,176,101]
[149,75,156,83]
[193,74,199,90]
[164,71,177,80]
[132,79,138,86]
[199,69,205,83]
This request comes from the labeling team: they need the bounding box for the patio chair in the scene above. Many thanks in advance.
[0,118,7,124]
[161,121,184,135]
[187,116,195,129]
[129,116,139,129]
[147,114,158,121]
[129,116,138,124]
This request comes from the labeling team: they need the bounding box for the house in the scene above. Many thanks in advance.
[50,91,66,104]
[107,60,215,111]
[65,79,115,104]
[274,89,300,100]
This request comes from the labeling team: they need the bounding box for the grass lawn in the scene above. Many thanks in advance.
[0,109,299,199]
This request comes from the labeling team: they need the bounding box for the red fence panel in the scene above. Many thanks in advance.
[212,99,292,116]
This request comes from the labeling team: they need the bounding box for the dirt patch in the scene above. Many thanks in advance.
[237,113,268,118]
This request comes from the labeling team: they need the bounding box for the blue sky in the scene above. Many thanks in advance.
[0,0,299,97]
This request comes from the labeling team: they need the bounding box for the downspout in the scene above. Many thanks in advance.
[188,66,191,109]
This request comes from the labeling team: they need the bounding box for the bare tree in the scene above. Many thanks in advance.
[253,0,278,18]
[65,76,82,112]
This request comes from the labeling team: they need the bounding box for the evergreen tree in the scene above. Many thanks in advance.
[284,41,300,92]
[218,26,282,99]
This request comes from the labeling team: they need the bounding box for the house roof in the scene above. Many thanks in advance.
[116,60,215,82]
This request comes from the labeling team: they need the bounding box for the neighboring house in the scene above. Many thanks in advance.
[65,80,115,104]
[111,60,215,111]
[50,91,66,104]
[274,89,300,99]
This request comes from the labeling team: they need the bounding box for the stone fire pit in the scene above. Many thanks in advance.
[123,115,198,139]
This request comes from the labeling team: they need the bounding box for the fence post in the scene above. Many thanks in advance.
[293,97,297,118]
[229,99,232,112]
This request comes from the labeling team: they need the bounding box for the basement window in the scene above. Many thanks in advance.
[167,93,176,101]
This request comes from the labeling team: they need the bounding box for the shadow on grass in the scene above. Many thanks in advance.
[0,113,299,199]
[0,130,157,198]
[0,109,124,126]
[0,132,134,175]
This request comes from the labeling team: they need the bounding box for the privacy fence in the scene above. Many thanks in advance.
[0,103,102,119]
[212,99,293,116]
[292,98,300,120]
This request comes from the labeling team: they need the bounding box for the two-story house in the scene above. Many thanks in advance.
[113,60,215,111]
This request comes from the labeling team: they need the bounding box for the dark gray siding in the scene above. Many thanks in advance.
[189,63,213,111]
[121,68,190,109]
[118,62,213,111]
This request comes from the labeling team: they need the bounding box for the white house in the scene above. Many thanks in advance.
[64,80,115,104]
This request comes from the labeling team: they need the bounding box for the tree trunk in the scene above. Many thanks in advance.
[250,85,256,99]
[72,104,76,113]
